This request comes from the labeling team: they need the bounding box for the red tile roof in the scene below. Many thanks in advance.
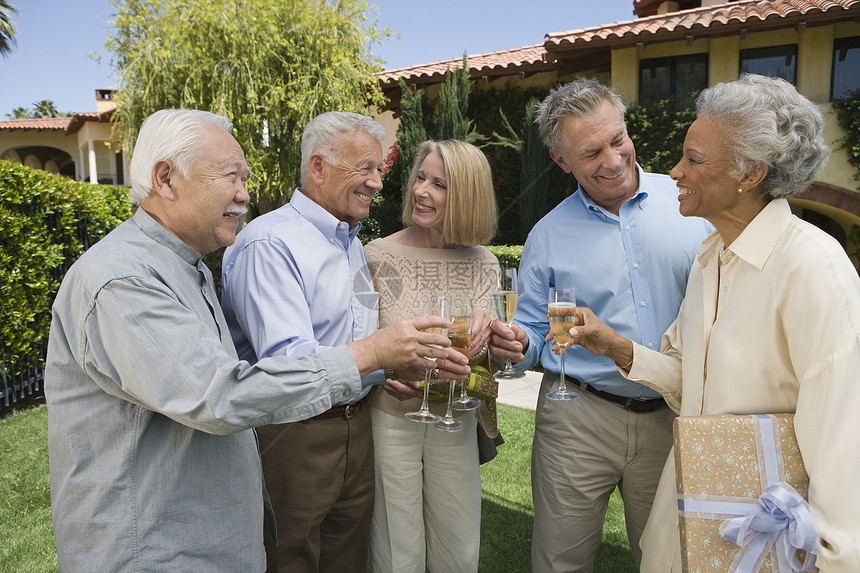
[0,109,114,134]
[545,0,860,51]
[378,0,860,85]
[66,109,114,134]
[0,117,72,131]
[377,44,551,85]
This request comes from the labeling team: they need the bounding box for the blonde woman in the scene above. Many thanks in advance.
[365,140,500,573]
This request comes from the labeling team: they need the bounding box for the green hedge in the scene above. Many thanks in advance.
[0,161,133,366]
[486,245,523,268]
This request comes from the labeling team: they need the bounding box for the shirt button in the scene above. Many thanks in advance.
[640,301,647,307]
[633,263,640,269]
[625,225,631,231]
[648,342,654,348]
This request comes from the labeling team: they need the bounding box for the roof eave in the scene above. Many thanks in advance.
[544,4,860,56]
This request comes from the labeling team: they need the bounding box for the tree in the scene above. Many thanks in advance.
[394,78,427,193]
[5,106,29,119]
[436,55,484,144]
[107,0,389,212]
[0,0,16,57]
[493,97,553,240]
[31,99,60,118]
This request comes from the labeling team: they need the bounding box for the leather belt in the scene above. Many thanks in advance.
[565,376,667,413]
[310,396,367,420]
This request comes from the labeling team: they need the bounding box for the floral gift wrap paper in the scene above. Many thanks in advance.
[674,414,819,573]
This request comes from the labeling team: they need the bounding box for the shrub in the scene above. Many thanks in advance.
[487,245,523,268]
[625,100,695,175]
[0,161,132,366]
[831,90,860,187]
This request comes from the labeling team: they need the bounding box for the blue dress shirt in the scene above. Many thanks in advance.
[516,165,712,398]
[222,189,384,402]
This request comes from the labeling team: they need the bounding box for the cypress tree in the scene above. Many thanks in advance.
[436,55,484,144]
[396,78,428,193]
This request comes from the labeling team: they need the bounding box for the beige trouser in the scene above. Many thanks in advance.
[369,406,481,573]
[531,371,676,573]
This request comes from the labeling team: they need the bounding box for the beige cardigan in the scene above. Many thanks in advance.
[364,237,501,437]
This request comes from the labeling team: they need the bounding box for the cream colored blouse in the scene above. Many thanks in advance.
[629,199,860,572]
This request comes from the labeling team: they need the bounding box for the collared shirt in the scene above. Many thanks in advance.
[45,208,363,572]
[515,165,712,398]
[630,198,860,572]
[222,189,383,403]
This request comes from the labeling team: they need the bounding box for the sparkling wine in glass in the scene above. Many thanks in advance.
[450,304,480,413]
[405,295,450,423]
[547,286,579,401]
[493,267,525,380]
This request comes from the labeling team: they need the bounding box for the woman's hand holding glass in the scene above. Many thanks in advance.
[565,306,635,371]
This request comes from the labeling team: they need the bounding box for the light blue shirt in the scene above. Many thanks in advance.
[222,189,384,403]
[516,165,712,398]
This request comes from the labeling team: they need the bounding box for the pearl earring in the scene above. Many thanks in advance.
[737,188,744,194]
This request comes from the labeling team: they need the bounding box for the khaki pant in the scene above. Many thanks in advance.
[531,371,675,573]
[258,402,374,573]
[369,406,481,573]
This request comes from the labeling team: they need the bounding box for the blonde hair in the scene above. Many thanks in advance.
[401,140,498,246]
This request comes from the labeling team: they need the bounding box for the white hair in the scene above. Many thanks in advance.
[695,74,830,199]
[299,111,386,186]
[128,109,233,205]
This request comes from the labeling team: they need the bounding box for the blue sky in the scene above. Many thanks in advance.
[0,0,636,116]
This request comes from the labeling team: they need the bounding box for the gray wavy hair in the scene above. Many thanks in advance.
[695,74,830,199]
[300,111,386,186]
[535,78,627,152]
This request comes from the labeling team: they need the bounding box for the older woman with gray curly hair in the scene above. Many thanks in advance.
[568,74,860,571]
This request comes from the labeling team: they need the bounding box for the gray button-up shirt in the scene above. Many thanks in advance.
[46,208,362,572]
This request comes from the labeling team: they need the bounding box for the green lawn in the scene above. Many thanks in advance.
[0,405,57,573]
[1,403,634,573]
[479,404,636,573]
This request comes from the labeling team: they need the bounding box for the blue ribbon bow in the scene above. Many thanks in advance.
[719,480,819,572]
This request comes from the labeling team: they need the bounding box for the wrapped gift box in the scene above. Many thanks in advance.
[674,414,817,572]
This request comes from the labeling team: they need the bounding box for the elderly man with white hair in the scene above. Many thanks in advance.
[45,109,467,573]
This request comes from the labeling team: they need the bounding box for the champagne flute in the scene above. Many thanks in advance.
[433,301,467,432]
[405,295,450,423]
[450,302,480,412]
[493,267,525,380]
[547,286,579,401]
